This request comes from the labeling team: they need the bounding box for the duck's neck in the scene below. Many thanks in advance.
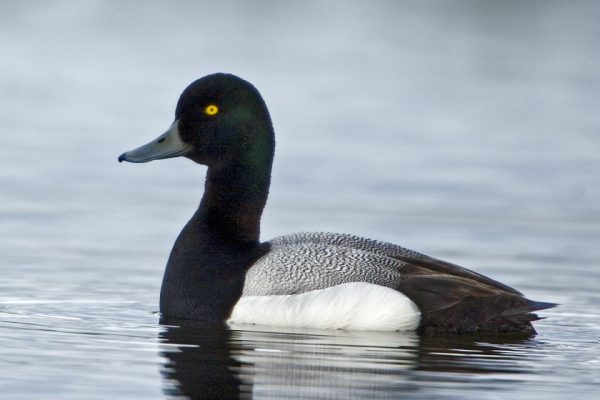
[160,133,274,321]
[199,153,272,243]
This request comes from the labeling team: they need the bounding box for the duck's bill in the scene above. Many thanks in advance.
[118,120,193,163]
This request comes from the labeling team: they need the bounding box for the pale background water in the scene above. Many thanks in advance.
[1,1,599,399]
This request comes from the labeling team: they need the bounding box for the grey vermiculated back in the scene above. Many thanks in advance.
[242,232,520,297]
[242,232,422,296]
[270,232,428,258]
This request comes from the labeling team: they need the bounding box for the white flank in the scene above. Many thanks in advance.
[227,282,421,331]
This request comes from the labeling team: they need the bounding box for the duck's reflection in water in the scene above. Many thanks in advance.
[160,320,536,399]
[160,320,245,399]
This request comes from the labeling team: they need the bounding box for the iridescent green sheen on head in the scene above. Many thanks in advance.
[173,73,274,173]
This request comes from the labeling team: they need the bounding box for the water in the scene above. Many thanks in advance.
[1,1,599,398]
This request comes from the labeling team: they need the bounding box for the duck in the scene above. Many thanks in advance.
[119,73,554,335]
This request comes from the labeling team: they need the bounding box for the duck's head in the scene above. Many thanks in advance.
[119,73,274,168]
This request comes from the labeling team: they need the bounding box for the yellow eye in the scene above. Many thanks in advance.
[204,104,219,116]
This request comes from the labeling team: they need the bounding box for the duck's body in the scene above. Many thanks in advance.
[119,73,554,335]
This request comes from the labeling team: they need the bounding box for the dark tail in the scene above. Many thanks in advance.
[417,294,557,336]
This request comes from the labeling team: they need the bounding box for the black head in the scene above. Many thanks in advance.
[175,73,274,166]
[119,73,274,168]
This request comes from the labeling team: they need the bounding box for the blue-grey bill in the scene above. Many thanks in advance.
[118,120,192,163]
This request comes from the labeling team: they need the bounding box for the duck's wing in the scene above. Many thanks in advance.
[246,232,554,334]
[244,235,405,296]
[267,232,523,294]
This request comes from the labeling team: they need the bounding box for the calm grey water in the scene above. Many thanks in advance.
[1,1,599,399]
